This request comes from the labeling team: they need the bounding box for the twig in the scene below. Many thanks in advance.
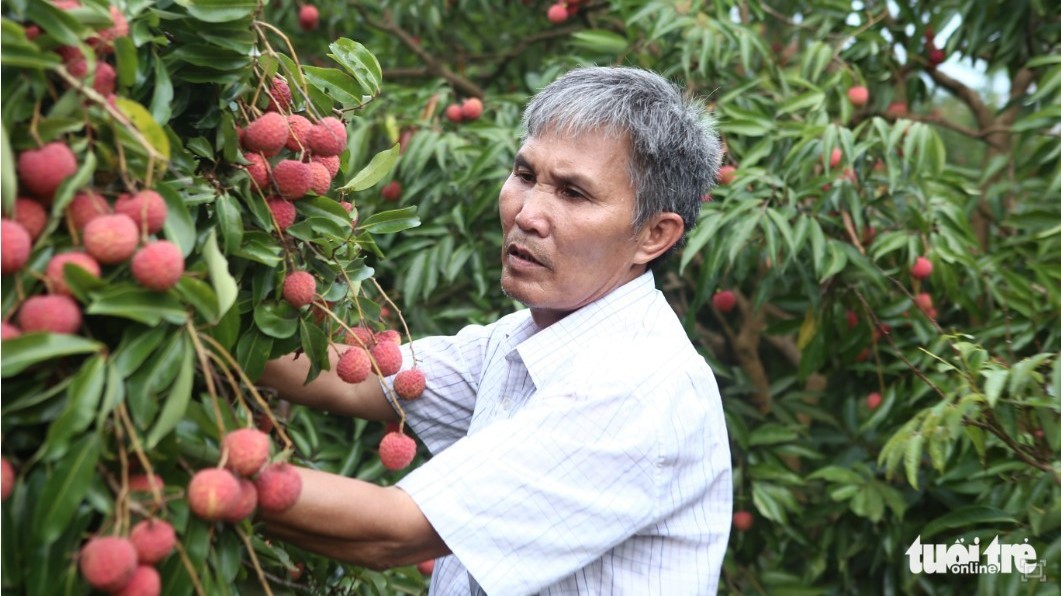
[237,526,275,596]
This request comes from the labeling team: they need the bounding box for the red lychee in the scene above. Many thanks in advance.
[716,165,736,185]
[1,322,21,340]
[67,190,111,230]
[732,510,753,532]
[886,102,908,117]
[444,104,463,123]
[337,347,372,383]
[312,154,340,178]
[83,214,139,264]
[18,295,82,334]
[243,112,288,156]
[379,432,416,470]
[267,198,297,231]
[375,329,401,345]
[914,292,933,313]
[285,114,313,152]
[847,86,869,106]
[307,160,331,195]
[129,474,164,493]
[344,326,375,347]
[78,536,138,592]
[394,368,426,400]
[18,142,77,201]
[370,340,403,376]
[187,468,242,521]
[845,310,859,329]
[244,152,271,190]
[712,290,736,313]
[91,61,117,95]
[114,565,160,596]
[911,256,933,279]
[222,477,258,523]
[115,190,167,235]
[224,428,272,477]
[417,559,435,575]
[14,198,47,239]
[927,47,945,67]
[460,97,483,121]
[129,519,175,565]
[1,458,14,501]
[381,180,402,201]
[254,463,302,513]
[299,4,319,31]
[828,147,843,168]
[273,159,312,199]
[131,241,184,291]
[547,3,569,23]
[1,219,32,275]
[307,117,347,156]
[45,251,101,295]
[266,77,292,113]
[282,271,316,308]
[866,391,882,410]
[93,5,130,47]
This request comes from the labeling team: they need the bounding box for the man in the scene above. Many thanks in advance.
[259,66,732,594]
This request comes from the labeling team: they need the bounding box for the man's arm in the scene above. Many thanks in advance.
[260,467,449,569]
[258,345,398,421]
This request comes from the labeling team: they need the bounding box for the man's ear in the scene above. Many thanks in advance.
[634,212,685,265]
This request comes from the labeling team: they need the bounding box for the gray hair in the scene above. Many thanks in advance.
[520,66,721,266]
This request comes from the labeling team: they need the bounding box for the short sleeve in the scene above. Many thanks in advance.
[397,387,661,595]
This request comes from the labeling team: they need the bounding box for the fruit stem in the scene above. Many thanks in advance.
[173,539,207,596]
[237,525,275,596]
[253,20,325,121]
[206,350,253,427]
[117,404,166,511]
[185,322,229,442]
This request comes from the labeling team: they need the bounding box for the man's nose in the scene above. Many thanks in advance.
[512,185,552,236]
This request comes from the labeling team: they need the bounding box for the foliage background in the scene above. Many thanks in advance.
[1,0,1058,594]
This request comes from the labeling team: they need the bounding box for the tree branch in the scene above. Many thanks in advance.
[927,67,994,131]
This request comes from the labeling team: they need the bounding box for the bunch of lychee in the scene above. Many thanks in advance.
[77,504,176,594]
[40,1,128,102]
[336,326,412,384]
[443,97,484,124]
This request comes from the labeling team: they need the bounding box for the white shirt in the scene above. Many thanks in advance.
[393,272,732,595]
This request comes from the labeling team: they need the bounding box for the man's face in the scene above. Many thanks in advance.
[498,129,650,327]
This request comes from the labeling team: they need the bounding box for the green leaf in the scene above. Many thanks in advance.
[145,332,194,448]
[173,0,257,22]
[32,433,101,545]
[358,206,421,235]
[1,123,16,215]
[149,55,174,125]
[236,328,273,382]
[254,302,300,339]
[114,36,137,88]
[112,325,169,378]
[113,97,171,165]
[96,361,126,428]
[87,285,189,326]
[339,144,400,192]
[1,333,103,378]
[808,466,864,485]
[904,433,924,490]
[43,354,105,460]
[215,193,243,254]
[302,66,366,110]
[920,506,1019,540]
[981,366,1008,408]
[202,228,238,320]
[748,423,800,446]
[174,277,220,324]
[570,30,630,54]
[25,2,83,46]
[328,38,382,96]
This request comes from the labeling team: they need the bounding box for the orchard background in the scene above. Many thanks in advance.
[1,0,1058,594]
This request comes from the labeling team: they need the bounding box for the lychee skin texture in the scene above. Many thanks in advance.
[307,161,332,195]
[417,559,435,575]
[83,214,139,264]
[394,368,426,400]
[712,290,737,313]
[460,97,483,121]
[267,198,297,231]
[18,295,82,334]
[308,117,347,156]
[131,241,185,292]
[299,4,319,31]
[1,322,21,340]
[1,458,14,501]
[187,468,242,521]
[114,565,161,596]
[222,478,259,523]
[223,428,272,477]
[732,510,753,532]
[828,148,843,168]
[129,473,164,493]
[371,340,403,377]
[45,251,101,295]
[243,112,288,156]
[911,256,933,279]
[547,3,569,23]
[273,160,312,200]
[1,219,32,275]
[18,142,78,201]
[267,77,292,113]
[847,86,869,106]
[716,165,736,185]
[78,536,138,592]
[312,154,340,178]
[375,329,401,345]
[379,432,417,470]
[283,271,316,309]
[91,61,117,95]
[244,152,271,190]
[15,198,47,239]
[285,114,313,152]
[337,347,372,384]
[115,190,168,235]
[444,104,463,123]
[344,326,375,348]
[381,180,402,201]
[68,190,111,230]
[254,463,303,513]
[129,519,175,565]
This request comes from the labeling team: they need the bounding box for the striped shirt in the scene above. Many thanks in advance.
[394,272,731,595]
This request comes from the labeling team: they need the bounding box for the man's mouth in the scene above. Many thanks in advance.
[506,243,548,268]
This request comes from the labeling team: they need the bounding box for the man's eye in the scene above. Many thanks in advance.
[560,187,585,200]
[514,170,534,183]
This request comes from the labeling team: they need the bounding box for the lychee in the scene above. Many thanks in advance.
[282,271,316,308]
[67,190,111,230]
[267,198,297,231]
[716,165,736,185]
[18,295,82,334]
[370,340,403,376]
[847,86,869,106]
[243,112,288,156]
[129,519,175,564]
[244,152,271,190]
[254,463,302,513]
[307,117,347,156]
[914,292,933,313]
[344,326,375,348]
[911,256,933,279]
[222,477,258,523]
[1,322,21,340]
[1,458,14,501]
[378,432,416,470]
[460,97,483,121]
[444,104,463,123]
[845,310,859,329]
[266,77,292,113]
[1,219,32,274]
[129,473,164,493]
[374,329,400,345]
[273,159,312,199]
[312,154,340,178]
[223,428,272,477]
[115,190,167,235]
[337,347,372,383]
[131,241,184,291]
[866,391,882,410]
[284,114,312,152]
[83,214,139,264]
[381,180,402,202]
[306,160,331,195]
[91,61,117,95]
[393,369,426,400]
[187,468,242,521]
[93,5,130,47]
[114,565,160,596]
[828,148,842,168]
[14,198,47,239]
[45,251,101,295]
[78,536,138,592]
[17,142,77,201]
[299,4,320,31]
[712,290,736,313]
[732,510,753,532]
[417,559,435,575]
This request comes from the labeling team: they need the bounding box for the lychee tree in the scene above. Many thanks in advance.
[2,0,430,593]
